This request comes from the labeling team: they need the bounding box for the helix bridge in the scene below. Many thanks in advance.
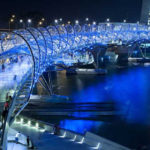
[0,22,150,149]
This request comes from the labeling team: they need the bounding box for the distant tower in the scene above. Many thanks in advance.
[141,0,150,25]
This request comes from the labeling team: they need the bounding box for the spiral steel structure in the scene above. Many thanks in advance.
[0,22,150,149]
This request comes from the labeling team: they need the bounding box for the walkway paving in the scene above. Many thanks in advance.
[7,128,27,150]
[12,122,91,150]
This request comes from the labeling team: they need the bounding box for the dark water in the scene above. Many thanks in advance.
[38,65,150,148]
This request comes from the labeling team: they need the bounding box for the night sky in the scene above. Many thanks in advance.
[0,0,142,27]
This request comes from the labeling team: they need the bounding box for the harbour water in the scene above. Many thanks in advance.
[39,64,150,148]
[1,62,150,148]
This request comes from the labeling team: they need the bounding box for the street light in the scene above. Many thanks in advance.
[28,19,32,23]
[54,19,58,24]
[41,18,45,21]
[27,19,32,27]
[93,21,96,25]
[38,21,43,26]
[19,19,23,23]
[12,15,15,18]
[75,20,79,24]
[9,18,14,31]
[19,19,25,28]
[106,18,110,22]
[123,19,127,23]
[10,18,14,23]
[60,18,62,22]
[86,18,89,21]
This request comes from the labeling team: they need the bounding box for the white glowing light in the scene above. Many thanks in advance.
[106,18,110,22]
[59,132,66,138]
[86,18,89,21]
[92,143,101,149]
[50,132,54,135]
[70,135,77,141]
[107,23,110,27]
[123,20,126,23]
[40,128,45,132]
[77,137,84,144]
[93,21,96,25]
[19,19,23,23]
[75,20,79,24]
[21,118,23,123]
[55,19,58,24]
[28,120,31,126]
[28,19,32,23]
[36,123,39,128]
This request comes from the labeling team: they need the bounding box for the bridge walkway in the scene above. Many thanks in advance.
[12,122,91,150]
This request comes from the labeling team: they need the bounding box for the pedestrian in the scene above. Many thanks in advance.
[54,124,60,135]
[26,136,36,149]
[27,136,30,147]
[4,101,9,111]
[15,132,21,144]
[1,109,8,124]
[13,75,17,81]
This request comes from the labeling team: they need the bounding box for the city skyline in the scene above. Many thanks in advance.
[0,0,143,28]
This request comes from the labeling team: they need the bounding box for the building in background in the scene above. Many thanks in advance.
[141,0,150,25]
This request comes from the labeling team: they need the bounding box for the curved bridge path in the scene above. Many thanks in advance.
[0,22,150,149]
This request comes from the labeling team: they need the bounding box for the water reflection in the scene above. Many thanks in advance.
[57,66,150,147]
[60,120,103,134]
[69,67,150,125]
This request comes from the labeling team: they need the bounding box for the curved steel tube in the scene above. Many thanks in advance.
[0,22,150,150]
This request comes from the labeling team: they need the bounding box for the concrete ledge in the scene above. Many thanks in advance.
[85,132,130,150]
[14,115,131,150]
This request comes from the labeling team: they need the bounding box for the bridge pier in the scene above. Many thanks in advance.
[90,45,107,69]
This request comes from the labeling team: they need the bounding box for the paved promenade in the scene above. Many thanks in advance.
[12,122,91,150]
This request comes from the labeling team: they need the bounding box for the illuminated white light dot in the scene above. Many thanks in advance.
[106,18,110,22]
[28,120,31,126]
[75,20,79,24]
[28,19,32,23]
[55,19,58,23]
[20,19,23,23]
[123,19,126,23]
[36,123,39,128]
[21,118,23,123]
[93,21,96,25]
[86,18,89,21]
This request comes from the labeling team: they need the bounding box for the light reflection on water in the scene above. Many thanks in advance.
[60,120,103,134]
[58,66,150,134]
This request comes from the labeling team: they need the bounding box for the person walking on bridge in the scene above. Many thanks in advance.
[26,136,36,149]
[1,109,8,125]
[4,100,9,111]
